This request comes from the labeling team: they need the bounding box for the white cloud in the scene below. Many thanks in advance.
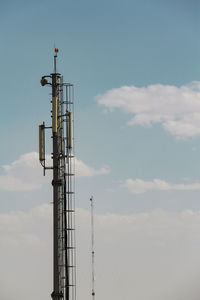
[124,178,200,194]
[97,81,200,138]
[1,152,45,191]
[75,158,110,177]
[2,204,200,300]
[0,152,110,191]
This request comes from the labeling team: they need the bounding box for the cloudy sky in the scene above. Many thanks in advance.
[1,0,200,299]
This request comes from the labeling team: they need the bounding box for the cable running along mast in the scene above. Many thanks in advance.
[39,49,76,300]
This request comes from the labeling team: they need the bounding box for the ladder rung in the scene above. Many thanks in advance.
[59,265,75,268]
[64,154,74,158]
[67,285,75,287]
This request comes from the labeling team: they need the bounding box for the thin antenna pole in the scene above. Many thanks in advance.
[90,196,95,300]
[54,55,57,73]
[52,52,60,300]
[54,48,58,73]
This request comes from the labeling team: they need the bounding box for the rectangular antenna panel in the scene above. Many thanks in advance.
[52,97,58,133]
[39,124,45,161]
[69,112,73,149]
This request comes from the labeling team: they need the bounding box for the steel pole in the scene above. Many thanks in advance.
[51,72,62,300]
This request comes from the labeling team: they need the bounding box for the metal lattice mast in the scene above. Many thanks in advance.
[39,49,76,300]
[90,196,95,300]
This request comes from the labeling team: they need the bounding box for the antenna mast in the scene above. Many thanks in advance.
[90,196,95,300]
[39,49,76,300]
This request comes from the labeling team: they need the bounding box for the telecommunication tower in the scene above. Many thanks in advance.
[39,49,76,300]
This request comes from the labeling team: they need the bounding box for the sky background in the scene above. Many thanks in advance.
[1,0,200,299]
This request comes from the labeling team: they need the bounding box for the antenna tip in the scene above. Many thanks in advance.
[55,48,59,53]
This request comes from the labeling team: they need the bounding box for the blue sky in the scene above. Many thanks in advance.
[1,0,200,213]
[1,1,200,300]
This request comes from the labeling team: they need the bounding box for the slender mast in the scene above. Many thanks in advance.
[90,196,95,300]
[51,50,61,300]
